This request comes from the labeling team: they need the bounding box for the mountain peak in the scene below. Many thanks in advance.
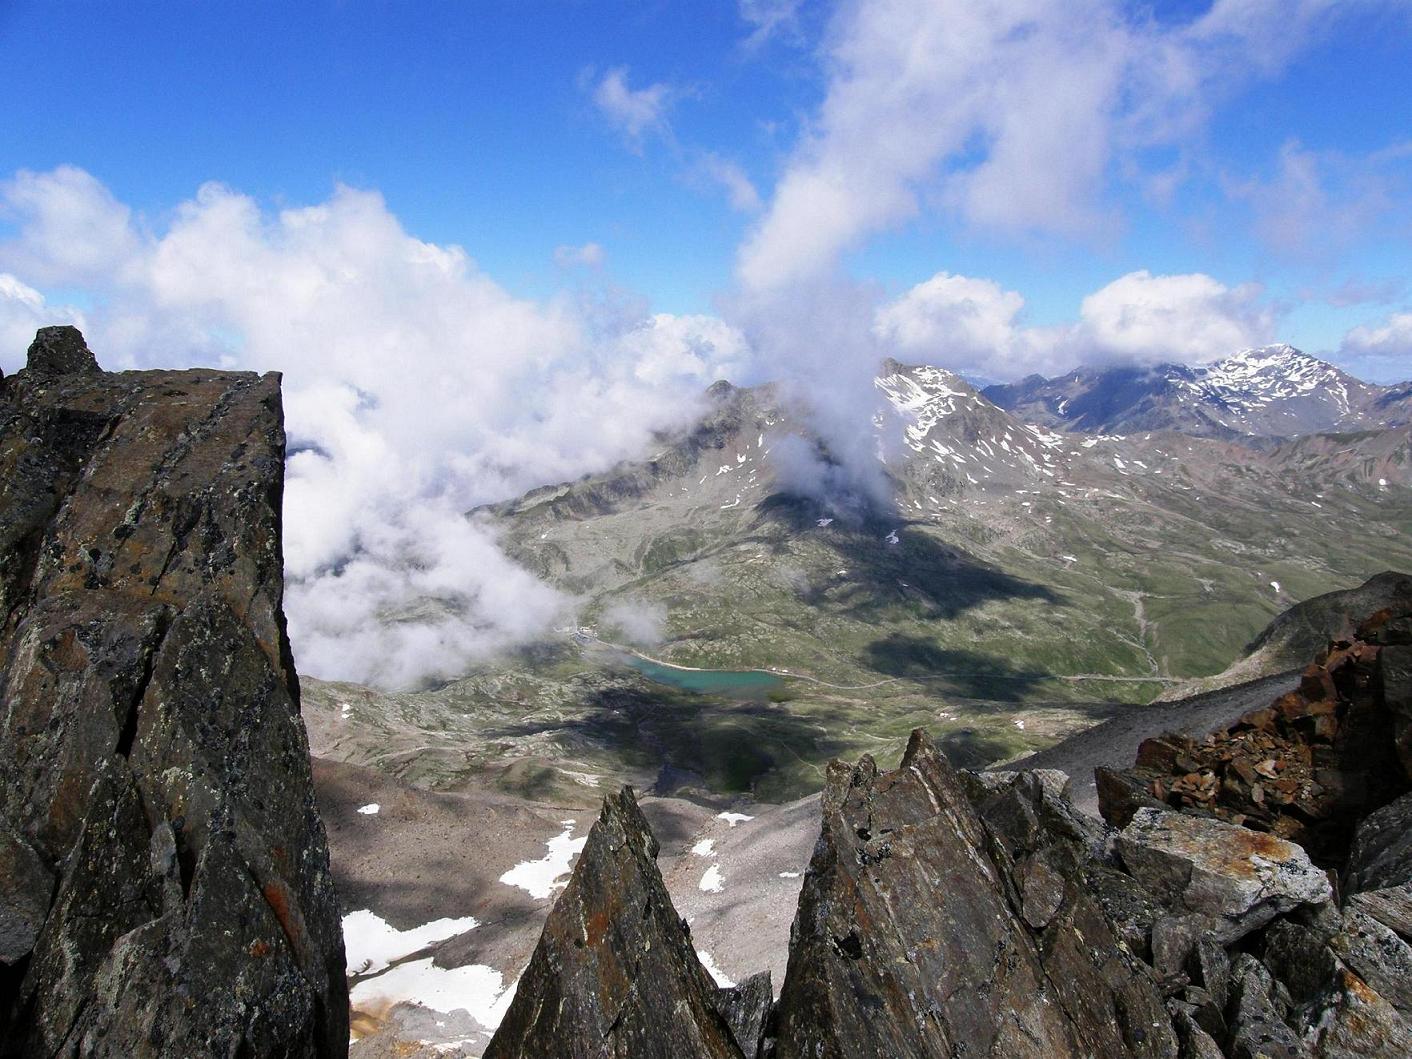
[983,344,1408,439]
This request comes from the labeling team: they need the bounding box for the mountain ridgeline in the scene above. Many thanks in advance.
[982,345,1412,439]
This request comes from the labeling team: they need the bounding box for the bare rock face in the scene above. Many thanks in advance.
[1116,808,1331,943]
[1343,791,1412,941]
[773,729,1175,1059]
[485,787,744,1059]
[0,329,346,1056]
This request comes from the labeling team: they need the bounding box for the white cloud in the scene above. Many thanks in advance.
[1339,311,1412,380]
[0,166,144,286]
[553,241,605,268]
[590,67,673,147]
[0,167,741,687]
[620,313,751,387]
[739,0,805,48]
[736,0,1400,291]
[874,272,1026,366]
[0,273,83,365]
[1076,270,1274,365]
[1228,139,1407,258]
[692,152,762,212]
[873,268,1276,379]
[599,599,668,648]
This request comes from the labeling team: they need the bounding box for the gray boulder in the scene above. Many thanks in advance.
[1117,808,1331,942]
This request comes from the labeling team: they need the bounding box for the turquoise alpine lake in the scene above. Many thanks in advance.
[625,656,783,695]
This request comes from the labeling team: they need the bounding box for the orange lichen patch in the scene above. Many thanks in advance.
[261,878,308,961]
[249,939,271,958]
[1342,968,1381,1006]
[585,905,613,947]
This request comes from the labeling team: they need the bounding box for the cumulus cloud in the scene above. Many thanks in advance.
[1339,311,1412,381]
[619,313,752,387]
[553,241,605,268]
[736,0,1397,291]
[590,67,673,147]
[0,166,145,286]
[0,167,742,687]
[873,268,1276,379]
[0,273,83,362]
[1075,270,1274,365]
[874,272,1028,368]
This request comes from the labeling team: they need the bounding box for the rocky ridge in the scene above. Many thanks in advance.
[490,598,1412,1057]
[0,329,346,1056]
[983,345,1412,439]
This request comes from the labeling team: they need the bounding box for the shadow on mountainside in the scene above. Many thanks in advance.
[755,492,1061,621]
[487,682,859,801]
[863,635,1051,700]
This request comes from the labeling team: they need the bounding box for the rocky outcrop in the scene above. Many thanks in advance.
[1097,602,1412,867]
[773,731,1175,1058]
[1116,807,1331,943]
[485,786,744,1058]
[0,329,346,1056]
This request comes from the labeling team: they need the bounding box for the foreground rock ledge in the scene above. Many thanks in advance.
[0,328,347,1056]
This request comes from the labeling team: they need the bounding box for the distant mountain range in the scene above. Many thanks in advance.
[301,341,1412,811]
[982,345,1412,439]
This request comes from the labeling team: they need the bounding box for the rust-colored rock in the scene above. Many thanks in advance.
[1097,607,1412,867]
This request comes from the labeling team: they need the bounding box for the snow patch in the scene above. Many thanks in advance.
[698,951,734,988]
[699,864,725,893]
[691,839,716,857]
[342,909,479,977]
[717,812,753,827]
[499,822,587,899]
[349,959,516,1034]
[357,803,380,816]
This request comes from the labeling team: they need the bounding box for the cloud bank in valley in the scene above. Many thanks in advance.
[0,166,750,687]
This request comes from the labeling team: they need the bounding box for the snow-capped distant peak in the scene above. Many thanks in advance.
[1174,345,1358,419]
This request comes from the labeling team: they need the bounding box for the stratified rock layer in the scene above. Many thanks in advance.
[485,787,743,1059]
[0,328,346,1056]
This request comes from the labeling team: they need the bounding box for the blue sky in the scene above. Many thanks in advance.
[2,0,1411,380]
[4,0,1410,683]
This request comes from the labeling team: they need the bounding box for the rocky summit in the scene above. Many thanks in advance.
[0,329,346,1056]
[491,604,1412,1057]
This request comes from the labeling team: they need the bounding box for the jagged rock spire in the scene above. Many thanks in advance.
[486,786,745,1058]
